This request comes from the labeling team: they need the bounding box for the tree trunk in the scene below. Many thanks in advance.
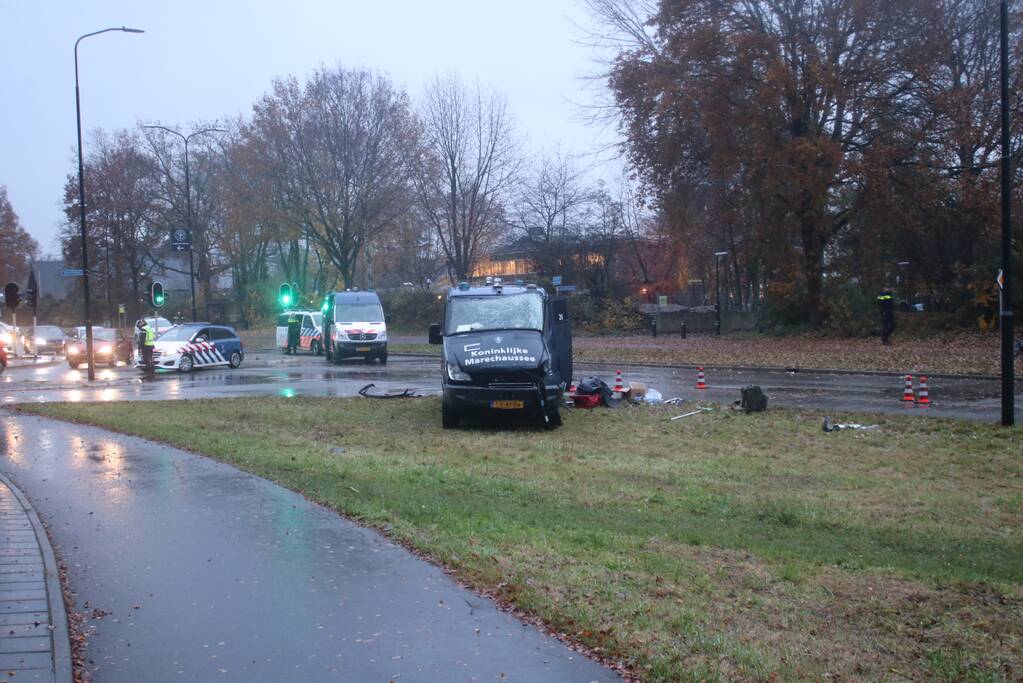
[800,213,825,327]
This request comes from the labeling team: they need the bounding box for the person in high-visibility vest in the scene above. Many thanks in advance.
[877,290,896,345]
[136,319,156,377]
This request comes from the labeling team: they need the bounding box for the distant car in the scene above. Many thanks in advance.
[65,327,133,369]
[25,325,68,355]
[276,311,324,355]
[136,323,243,372]
[0,322,23,355]
[143,316,174,334]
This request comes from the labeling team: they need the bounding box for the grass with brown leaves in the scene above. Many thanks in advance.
[20,397,1023,681]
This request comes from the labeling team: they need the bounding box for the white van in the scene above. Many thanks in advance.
[322,291,387,364]
[275,311,324,354]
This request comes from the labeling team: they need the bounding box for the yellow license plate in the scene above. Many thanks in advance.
[491,400,524,409]
[356,346,370,352]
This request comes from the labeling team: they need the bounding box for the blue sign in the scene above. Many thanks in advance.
[60,269,84,277]
[552,275,563,286]
[555,285,576,293]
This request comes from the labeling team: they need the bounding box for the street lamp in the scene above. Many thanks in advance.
[75,26,145,381]
[714,251,728,336]
[141,124,227,322]
[998,0,1015,426]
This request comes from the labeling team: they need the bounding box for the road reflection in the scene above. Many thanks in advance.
[0,418,25,465]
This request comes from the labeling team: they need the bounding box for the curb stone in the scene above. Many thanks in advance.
[0,473,72,683]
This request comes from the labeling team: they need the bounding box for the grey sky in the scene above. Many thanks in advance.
[0,0,620,256]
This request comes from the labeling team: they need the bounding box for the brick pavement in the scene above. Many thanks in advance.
[0,476,70,683]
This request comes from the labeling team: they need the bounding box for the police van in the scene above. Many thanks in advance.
[428,278,572,429]
[322,291,388,364]
[136,323,244,372]
[275,310,324,355]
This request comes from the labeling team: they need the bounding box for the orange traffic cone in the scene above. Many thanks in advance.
[917,377,930,405]
[568,379,577,394]
[696,367,707,390]
[902,375,915,402]
[613,370,625,395]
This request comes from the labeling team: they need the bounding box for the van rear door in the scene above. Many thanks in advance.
[550,298,572,386]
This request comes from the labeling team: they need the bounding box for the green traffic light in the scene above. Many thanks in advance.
[282,294,292,306]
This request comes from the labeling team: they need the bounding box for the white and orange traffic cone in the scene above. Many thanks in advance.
[917,376,930,405]
[613,370,625,396]
[696,367,707,390]
[902,375,915,403]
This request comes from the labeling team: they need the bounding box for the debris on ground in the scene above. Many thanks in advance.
[670,407,713,421]
[573,377,621,408]
[357,383,421,399]
[642,388,663,404]
[822,416,879,432]
[664,397,684,405]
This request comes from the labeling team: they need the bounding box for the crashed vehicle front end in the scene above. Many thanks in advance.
[432,281,572,429]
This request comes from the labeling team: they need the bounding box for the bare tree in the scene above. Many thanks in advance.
[410,73,520,283]
[250,66,417,289]
[61,130,162,321]
[510,150,587,276]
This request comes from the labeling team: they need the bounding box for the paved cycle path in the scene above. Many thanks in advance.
[0,412,617,682]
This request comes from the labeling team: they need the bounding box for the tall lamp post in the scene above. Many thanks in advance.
[714,251,728,336]
[141,125,227,322]
[75,26,144,381]
[998,0,1015,426]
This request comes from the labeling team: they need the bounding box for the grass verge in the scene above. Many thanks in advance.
[16,398,1023,681]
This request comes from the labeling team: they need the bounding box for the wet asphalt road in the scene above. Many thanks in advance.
[0,412,618,682]
[2,352,1020,421]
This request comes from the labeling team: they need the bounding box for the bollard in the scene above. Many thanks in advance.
[681,320,687,339]
[651,316,658,338]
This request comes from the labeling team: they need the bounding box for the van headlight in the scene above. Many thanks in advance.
[446,362,471,382]
[376,330,387,341]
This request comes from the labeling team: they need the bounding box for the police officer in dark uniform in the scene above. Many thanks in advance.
[286,312,301,354]
[877,289,896,345]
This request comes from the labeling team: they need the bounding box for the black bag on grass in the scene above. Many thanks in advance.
[577,376,621,408]
[740,385,768,413]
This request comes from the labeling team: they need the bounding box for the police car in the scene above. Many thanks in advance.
[136,323,244,373]
[275,311,324,355]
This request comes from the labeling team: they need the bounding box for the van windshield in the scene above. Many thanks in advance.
[335,303,384,323]
[446,293,543,335]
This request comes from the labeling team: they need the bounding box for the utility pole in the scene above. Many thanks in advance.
[714,251,728,336]
[74,26,144,380]
[999,0,1015,426]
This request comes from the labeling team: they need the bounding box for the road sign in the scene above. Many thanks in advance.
[118,304,126,314]
[552,275,562,286]
[555,285,576,293]
[997,269,1004,290]
[658,295,668,306]
[60,269,84,278]
[171,228,192,253]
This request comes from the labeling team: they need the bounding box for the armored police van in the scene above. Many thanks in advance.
[322,290,388,364]
[429,278,572,429]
